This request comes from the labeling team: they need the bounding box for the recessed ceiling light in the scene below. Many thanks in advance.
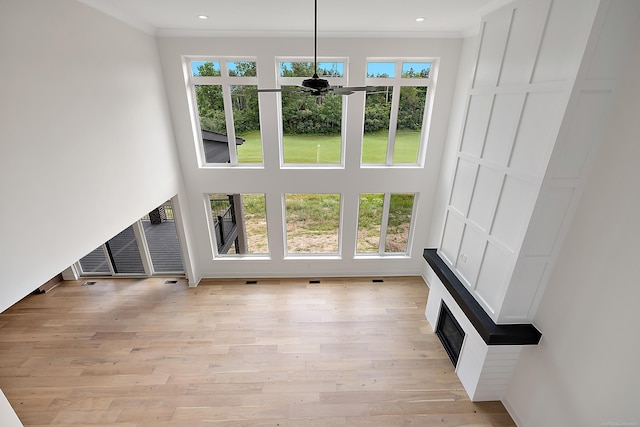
[198,15,209,20]
[416,17,425,22]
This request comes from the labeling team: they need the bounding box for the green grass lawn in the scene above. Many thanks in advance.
[237,130,421,164]
[232,130,417,253]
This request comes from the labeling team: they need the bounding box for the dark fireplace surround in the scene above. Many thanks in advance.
[424,248,541,346]
[435,301,465,366]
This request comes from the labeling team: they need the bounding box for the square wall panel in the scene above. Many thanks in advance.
[468,166,504,232]
[531,0,598,84]
[483,93,523,166]
[456,225,486,289]
[490,176,534,251]
[509,91,564,178]
[440,212,465,267]
[449,158,477,216]
[498,0,550,86]
[460,94,493,158]
[475,242,511,314]
[473,8,513,88]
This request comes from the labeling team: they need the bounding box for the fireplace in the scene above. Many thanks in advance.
[436,302,465,367]
[423,248,541,401]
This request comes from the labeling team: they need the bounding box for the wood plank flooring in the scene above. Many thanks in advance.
[0,277,515,426]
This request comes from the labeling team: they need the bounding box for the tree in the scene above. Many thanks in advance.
[229,62,257,77]
[397,86,427,131]
[197,62,221,77]
[196,85,226,133]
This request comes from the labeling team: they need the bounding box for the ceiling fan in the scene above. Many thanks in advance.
[257,0,372,101]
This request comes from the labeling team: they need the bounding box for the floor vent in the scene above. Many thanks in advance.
[372,279,384,283]
[82,281,96,286]
[246,280,258,284]
[309,280,321,284]
[164,280,178,284]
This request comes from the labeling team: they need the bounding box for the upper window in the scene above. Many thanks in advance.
[188,58,263,165]
[277,59,347,166]
[362,60,433,166]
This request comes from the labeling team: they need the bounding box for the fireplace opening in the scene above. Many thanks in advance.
[436,302,466,367]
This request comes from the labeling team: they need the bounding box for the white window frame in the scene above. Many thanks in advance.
[276,56,349,169]
[363,58,437,167]
[184,56,263,167]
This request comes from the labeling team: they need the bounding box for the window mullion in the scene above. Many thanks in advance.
[222,84,238,164]
[379,193,391,254]
[102,244,116,275]
[386,85,401,164]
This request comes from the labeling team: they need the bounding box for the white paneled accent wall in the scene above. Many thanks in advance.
[437,0,638,323]
[440,0,573,322]
[501,0,640,322]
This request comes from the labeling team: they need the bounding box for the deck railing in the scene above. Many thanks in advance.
[210,197,238,253]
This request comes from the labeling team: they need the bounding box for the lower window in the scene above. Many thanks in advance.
[285,193,341,255]
[208,193,269,256]
[357,193,415,255]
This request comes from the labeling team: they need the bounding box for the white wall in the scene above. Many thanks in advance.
[0,0,182,311]
[158,36,461,279]
[504,18,640,425]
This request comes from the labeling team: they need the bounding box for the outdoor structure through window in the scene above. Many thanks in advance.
[208,193,269,256]
[189,59,263,165]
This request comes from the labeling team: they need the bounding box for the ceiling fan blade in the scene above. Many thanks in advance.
[258,87,314,94]
[331,86,376,95]
[331,87,354,95]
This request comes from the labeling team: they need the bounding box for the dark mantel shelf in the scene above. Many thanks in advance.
[423,248,541,346]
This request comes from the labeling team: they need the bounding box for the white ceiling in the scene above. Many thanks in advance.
[79,0,510,37]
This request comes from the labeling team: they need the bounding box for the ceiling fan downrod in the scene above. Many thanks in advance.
[313,0,318,78]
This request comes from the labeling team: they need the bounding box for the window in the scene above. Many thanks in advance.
[183,53,438,266]
[285,193,341,255]
[362,60,433,165]
[188,59,263,165]
[277,59,347,166]
[78,201,184,275]
[208,193,269,256]
[357,193,416,255]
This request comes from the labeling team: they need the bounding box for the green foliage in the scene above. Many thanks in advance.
[196,85,226,133]
[197,62,221,76]
[231,86,260,134]
[364,87,392,133]
[195,68,427,137]
[402,67,430,78]
[281,91,342,135]
[397,86,427,130]
[281,62,315,77]
[229,62,257,77]
[281,62,343,77]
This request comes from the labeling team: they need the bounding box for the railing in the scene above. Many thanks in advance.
[142,203,175,221]
[210,196,238,253]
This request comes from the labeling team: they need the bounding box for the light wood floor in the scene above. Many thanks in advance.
[0,276,515,426]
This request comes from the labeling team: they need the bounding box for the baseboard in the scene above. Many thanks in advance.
[34,274,63,294]
[502,395,526,427]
